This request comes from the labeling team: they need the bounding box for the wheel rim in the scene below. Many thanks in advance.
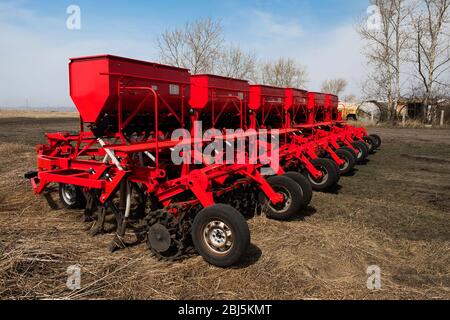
[339,158,349,171]
[309,167,329,186]
[61,184,77,206]
[365,138,373,151]
[268,186,292,213]
[203,220,233,255]
[356,147,363,160]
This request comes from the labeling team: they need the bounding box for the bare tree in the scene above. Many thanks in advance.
[321,78,348,95]
[214,44,257,80]
[343,94,358,102]
[157,17,223,74]
[358,0,412,122]
[260,58,308,88]
[411,0,450,122]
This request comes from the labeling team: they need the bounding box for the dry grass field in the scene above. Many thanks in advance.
[0,114,449,300]
[0,109,78,119]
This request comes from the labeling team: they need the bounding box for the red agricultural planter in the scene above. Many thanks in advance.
[25,53,382,267]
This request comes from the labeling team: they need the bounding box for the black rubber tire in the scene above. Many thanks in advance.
[283,172,313,207]
[340,147,358,162]
[363,136,377,154]
[259,176,303,221]
[330,158,341,181]
[352,141,369,163]
[58,183,86,209]
[303,158,339,191]
[335,149,356,176]
[370,134,382,149]
[192,204,250,268]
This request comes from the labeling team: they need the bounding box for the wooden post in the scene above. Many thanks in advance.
[371,112,374,122]
[441,110,445,127]
[402,114,406,127]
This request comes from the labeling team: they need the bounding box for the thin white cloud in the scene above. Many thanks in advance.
[0,0,36,21]
[300,24,366,95]
[249,9,304,38]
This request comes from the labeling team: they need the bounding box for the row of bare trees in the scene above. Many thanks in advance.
[157,17,309,88]
[359,0,450,123]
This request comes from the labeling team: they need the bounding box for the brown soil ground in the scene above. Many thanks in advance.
[0,117,449,300]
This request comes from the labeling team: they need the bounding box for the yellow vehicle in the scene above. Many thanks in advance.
[338,102,358,121]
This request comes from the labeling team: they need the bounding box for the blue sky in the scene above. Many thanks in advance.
[0,0,371,108]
